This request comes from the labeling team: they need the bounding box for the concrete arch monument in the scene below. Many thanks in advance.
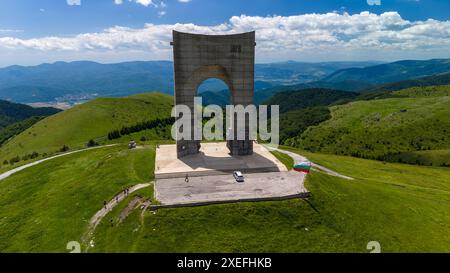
[171,30,256,158]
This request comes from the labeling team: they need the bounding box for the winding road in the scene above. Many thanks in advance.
[0,144,117,181]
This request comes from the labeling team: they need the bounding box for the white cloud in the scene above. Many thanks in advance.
[1,12,449,64]
[114,0,158,7]
[66,0,81,6]
[178,0,192,3]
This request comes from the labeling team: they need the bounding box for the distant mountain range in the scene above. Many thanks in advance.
[0,61,174,103]
[0,60,380,103]
[323,59,450,84]
[1,58,449,104]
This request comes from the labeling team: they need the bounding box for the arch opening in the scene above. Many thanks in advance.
[197,78,231,107]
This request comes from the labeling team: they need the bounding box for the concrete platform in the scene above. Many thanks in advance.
[155,171,309,206]
[155,142,287,179]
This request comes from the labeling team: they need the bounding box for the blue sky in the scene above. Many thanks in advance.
[0,0,449,66]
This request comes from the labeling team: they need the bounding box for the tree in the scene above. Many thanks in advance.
[60,145,70,152]
[87,139,99,147]
[9,156,20,165]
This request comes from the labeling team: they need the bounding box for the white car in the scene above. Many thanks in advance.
[233,171,244,182]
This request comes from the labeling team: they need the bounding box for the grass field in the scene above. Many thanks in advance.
[89,147,450,253]
[0,142,449,252]
[0,93,172,171]
[0,144,156,252]
[385,149,450,167]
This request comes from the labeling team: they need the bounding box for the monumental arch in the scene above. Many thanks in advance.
[172,30,256,158]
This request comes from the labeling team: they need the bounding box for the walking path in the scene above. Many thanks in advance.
[266,146,354,180]
[87,182,152,230]
[0,144,117,181]
[83,182,152,251]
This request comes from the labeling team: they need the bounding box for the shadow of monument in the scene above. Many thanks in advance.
[178,146,282,173]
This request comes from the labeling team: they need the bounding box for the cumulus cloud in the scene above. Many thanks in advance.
[1,12,449,63]
[66,0,81,6]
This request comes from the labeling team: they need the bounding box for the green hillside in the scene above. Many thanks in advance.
[0,92,173,168]
[264,88,358,113]
[393,84,450,97]
[265,89,359,144]
[286,85,450,166]
[278,107,331,144]
[359,72,450,100]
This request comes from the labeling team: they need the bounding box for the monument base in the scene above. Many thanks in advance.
[155,142,287,179]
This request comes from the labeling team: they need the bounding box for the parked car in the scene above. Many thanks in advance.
[233,171,244,182]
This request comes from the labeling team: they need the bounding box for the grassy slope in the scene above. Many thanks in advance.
[393,84,450,98]
[288,87,449,165]
[270,150,293,170]
[0,92,172,169]
[90,149,450,253]
[0,144,156,252]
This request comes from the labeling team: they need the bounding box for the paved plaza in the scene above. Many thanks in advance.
[155,142,287,179]
[155,171,308,206]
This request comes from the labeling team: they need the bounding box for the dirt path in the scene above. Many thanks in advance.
[0,144,118,181]
[267,146,354,180]
[83,182,152,251]
[88,182,152,230]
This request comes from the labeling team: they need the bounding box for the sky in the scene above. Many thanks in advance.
[0,0,449,67]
